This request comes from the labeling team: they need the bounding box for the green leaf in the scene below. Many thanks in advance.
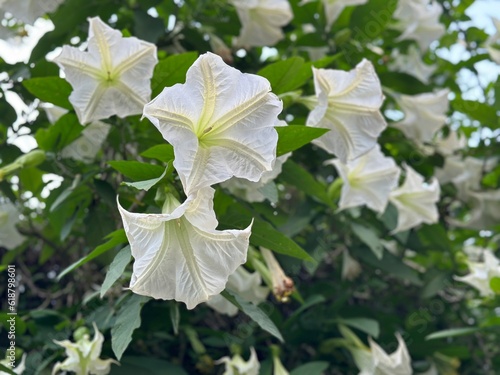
[111,294,150,360]
[351,223,384,259]
[280,160,330,205]
[110,356,188,375]
[452,99,498,128]
[108,161,166,181]
[35,113,84,152]
[121,167,168,191]
[276,125,329,156]
[140,144,175,163]
[151,52,198,97]
[0,363,16,375]
[23,76,73,109]
[57,230,128,280]
[221,290,284,342]
[100,246,132,298]
[252,219,315,262]
[426,327,481,341]
[290,362,329,375]
[258,57,312,95]
[490,277,500,294]
[284,295,326,329]
[350,0,397,40]
[351,245,422,285]
[337,317,380,338]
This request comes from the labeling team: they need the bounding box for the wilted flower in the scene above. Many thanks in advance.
[209,34,233,64]
[389,46,436,83]
[306,59,386,163]
[389,165,440,233]
[327,145,400,213]
[393,0,445,51]
[1,0,64,24]
[215,347,260,375]
[143,52,281,196]
[342,248,362,281]
[231,0,293,47]
[392,89,449,145]
[0,353,26,375]
[486,17,500,64]
[206,266,269,316]
[261,247,294,302]
[53,17,157,124]
[350,333,413,375]
[301,0,368,31]
[0,200,25,250]
[117,188,252,310]
[52,323,118,375]
[455,250,500,297]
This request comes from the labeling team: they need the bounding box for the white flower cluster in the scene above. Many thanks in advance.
[53,17,282,310]
[305,60,441,234]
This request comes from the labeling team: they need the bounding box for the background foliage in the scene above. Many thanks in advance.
[0,0,499,374]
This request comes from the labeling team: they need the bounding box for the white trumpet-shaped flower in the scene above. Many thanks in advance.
[486,17,500,64]
[52,322,118,375]
[392,89,449,145]
[52,17,157,124]
[207,266,269,316]
[393,0,445,51]
[216,347,260,375]
[0,201,25,250]
[389,46,436,84]
[455,250,500,297]
[306,59,386,163]
[231,0,293,47]
[328,145,400,213]
[389,165,440,233]
[143,52,281,196]
[1,0,64,24]
[301,0,368,31]
[351,333,413,375]
[117,187,252,310]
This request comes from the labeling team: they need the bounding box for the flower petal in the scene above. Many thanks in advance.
[143,52,281,195]
[307,59,386,162]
